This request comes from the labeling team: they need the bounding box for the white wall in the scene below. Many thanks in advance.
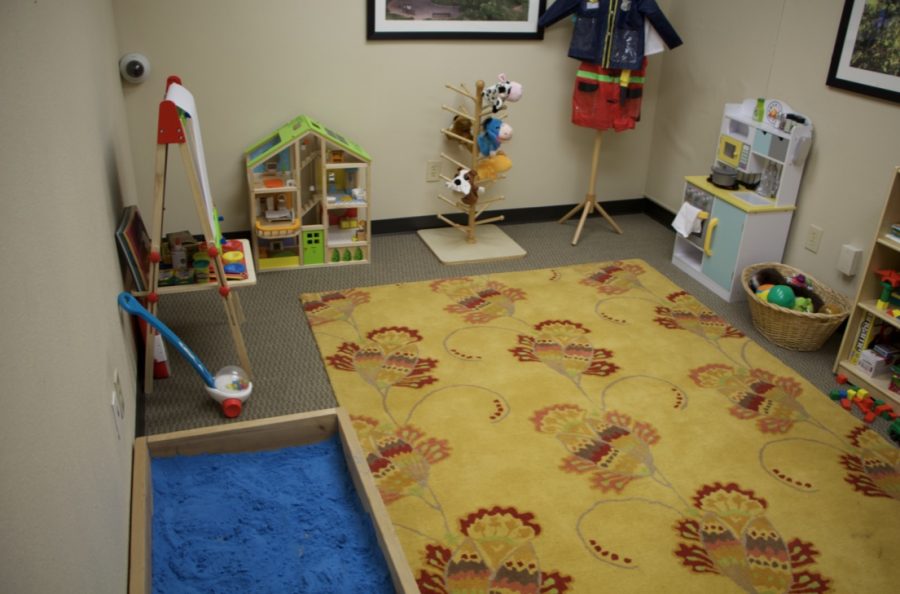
[113,0,664,232]
[0,1,139,592]
[647,0,900,296]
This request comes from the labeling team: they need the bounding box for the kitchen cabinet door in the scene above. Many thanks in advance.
[702,198,746,293]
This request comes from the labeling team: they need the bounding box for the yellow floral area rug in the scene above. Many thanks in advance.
[300,259,899,593]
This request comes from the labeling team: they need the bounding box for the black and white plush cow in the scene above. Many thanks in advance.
[482,73,523,113]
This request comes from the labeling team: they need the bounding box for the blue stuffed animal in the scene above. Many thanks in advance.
[477,117,512,157]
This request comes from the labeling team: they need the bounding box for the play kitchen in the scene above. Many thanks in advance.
[672,98,813,302]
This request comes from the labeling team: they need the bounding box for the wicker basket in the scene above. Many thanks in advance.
[741,262,850,351]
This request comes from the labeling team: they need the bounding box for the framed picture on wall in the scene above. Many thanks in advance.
[367,0,546,40]
[826,0,900,103]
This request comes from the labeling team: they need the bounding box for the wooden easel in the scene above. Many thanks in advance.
[141,75,252,393]
[437,80,505,243]
[559,130,623,245]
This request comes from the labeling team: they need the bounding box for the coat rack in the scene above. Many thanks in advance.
[559,130,623,245]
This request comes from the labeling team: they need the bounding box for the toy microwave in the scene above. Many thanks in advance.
[717,134,750,170]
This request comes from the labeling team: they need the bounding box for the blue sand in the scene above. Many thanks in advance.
[150,435,394,594]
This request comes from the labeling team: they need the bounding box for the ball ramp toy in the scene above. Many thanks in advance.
[118,292,252,417]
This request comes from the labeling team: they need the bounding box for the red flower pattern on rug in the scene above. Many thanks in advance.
[673,482,831,593]
[326,326,439,392]
[510,320,619,381]
[689,364,808,433]
[839,426,900,500]
[531,404,659,493]
[579,261,646,295]
[654,291,745,339]
[351,415,451,504]
[416,506,573,593]
[430,277,527,324]
[303,289,370,326]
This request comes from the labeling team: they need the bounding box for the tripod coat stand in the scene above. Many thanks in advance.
[559,130,623,245]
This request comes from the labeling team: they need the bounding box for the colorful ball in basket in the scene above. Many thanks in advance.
[767,284,796,308]
[755,283,774,301]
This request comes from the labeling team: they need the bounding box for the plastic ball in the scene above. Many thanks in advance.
[755,283,774,294]
[767,284,796,308]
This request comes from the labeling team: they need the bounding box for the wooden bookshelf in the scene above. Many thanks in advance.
[833,167,900,407]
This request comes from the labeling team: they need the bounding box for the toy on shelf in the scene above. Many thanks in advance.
[118,293,252,418]
[244,115,372,271]
[875,269,900,310]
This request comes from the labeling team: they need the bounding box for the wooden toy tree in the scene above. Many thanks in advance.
[436,80,506,243]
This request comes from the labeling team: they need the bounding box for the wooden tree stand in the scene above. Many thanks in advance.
[559,130,623,245]
[417,80,525,264]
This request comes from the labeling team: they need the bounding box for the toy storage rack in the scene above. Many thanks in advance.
[129,408,418,593]
[436,80,505,242]
[417,80,526,264]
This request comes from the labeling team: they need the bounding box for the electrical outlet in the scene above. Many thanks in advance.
[426,160,442,183]
[804,224,823,253]
[111,369,125,440]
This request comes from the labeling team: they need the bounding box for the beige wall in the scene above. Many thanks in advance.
[0,1,138,592]
[113,0,663,232]
[648,0,900,296]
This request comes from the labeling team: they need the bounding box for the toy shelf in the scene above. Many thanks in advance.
[326,199,368,209]
[833,167,900,407]
[326,228,367,248]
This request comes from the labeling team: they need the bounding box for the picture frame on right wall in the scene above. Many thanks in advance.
[826,0,900,104]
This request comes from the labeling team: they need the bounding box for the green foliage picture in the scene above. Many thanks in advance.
[827,0,900,103]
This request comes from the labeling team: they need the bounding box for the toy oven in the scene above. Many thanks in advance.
[683,184,713,248]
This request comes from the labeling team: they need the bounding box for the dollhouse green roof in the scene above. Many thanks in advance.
[245,115,371,168]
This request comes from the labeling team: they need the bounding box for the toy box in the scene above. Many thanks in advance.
[858,349,891,377]
[129,408,417,593]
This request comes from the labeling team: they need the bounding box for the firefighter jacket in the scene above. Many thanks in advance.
[538,0,682,69]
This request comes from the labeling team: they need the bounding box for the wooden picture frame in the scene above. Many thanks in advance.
[826,0,900,104]
[367,0,546,40]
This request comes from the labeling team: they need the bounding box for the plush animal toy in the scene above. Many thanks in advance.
[498,73,523,102]
[449,115,472,143]
[477,117,512,157]
[446,167,481,206]
[482,73,523,113]
[475,152,512,181]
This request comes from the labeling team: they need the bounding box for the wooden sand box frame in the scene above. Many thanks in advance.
[129,408,417,593]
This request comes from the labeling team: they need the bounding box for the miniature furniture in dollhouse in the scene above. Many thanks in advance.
[417,79,525,264]
[671,98,813,302]
[244,116,371,271]
[138,76,255,393]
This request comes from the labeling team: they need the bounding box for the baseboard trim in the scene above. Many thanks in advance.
[371,197,667,235]
[221,198,674,239]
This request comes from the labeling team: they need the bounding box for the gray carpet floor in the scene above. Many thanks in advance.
[144,214,869,438]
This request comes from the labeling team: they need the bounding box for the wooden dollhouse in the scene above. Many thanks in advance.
[244,116,371,271]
